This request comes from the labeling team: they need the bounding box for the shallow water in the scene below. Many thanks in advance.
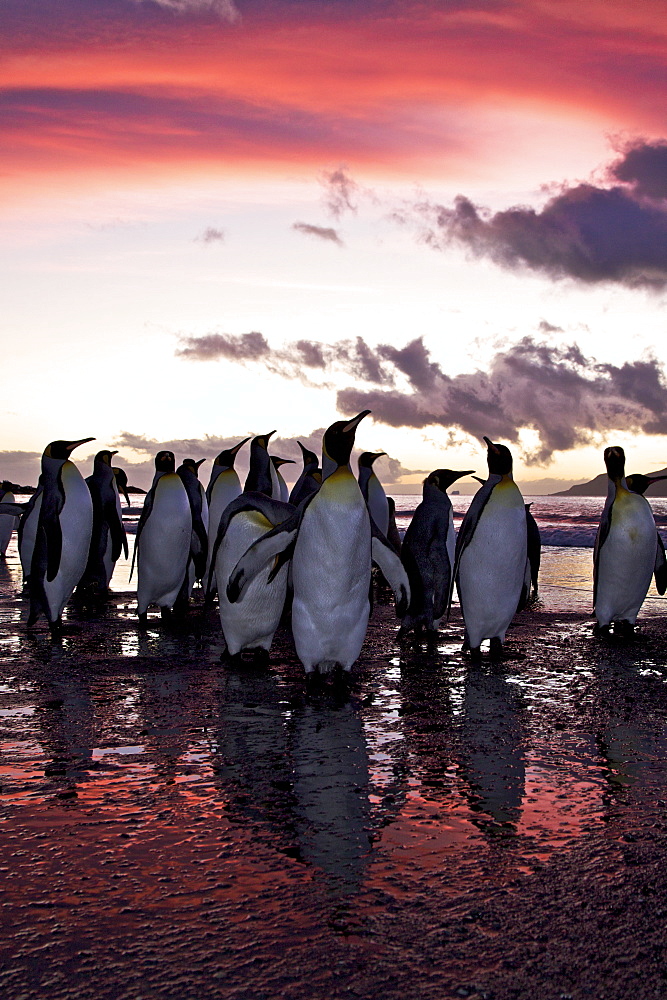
[3,534,667,998]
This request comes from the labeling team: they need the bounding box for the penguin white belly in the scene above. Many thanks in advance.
[291,472,371,673]
[217,510,288,655]
[595,494,656,626]
[0,491,17,555]
[137,476,191,614]
[206,472,241,591]
[458,484,527,649]
[368,477,389,536]
[20,493,42,579]
[44,465,93,621]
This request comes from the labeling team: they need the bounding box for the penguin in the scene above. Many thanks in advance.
[289,442,321,506]
[525,502,541,598]
[386,496,402,554]
[0,480,18,557]
[358,452,389,536]
[398,469,473,638]
[204,437,250,599]
[134,451,192,621]
[26,438,95,632]
[211,433,293,659]
[227,412,410,676]
[453,438,528,661]
[593,446,666,636]
[176,458,209,599]
[77,450,128,596]
[626,473,667,495]
[271,456,295,503]
[112,466,132,508]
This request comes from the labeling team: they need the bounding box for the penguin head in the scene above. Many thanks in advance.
[245,432,276,495]
[44,437,95,461]
[271,456,295,470]
[603,446,626,483]
[213,437,251,469]
[358,451,385,471]
[181,458,206,478]
[94,449,118,468]
[155,451,176,474]
[323,411,371,469]
[297,442,319,470]
[626,473,667,495]
[426,468,475,493]
[483,437,513,476]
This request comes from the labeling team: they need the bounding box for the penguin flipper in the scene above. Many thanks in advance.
[129,485,156,581]
[0,502,28,516]
[593,500,613,608]
[655,532,667,595]
[41,473,66,583]
[227,513,301,603]
[371,535,410,618]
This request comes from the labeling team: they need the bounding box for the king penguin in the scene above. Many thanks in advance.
[358,452,390,536]
[77,449,128,597]
[289,442,321,507]
[399,468,473,638]
[176,457,209,601]
[271,456,295,503]
[211,432,294,660]
[134,451,192,621]
[593,446,666,636]
[204,437,250,599]
[227,412,410,676]
[26,438,95,633]
[0,480,18,557]
[453,438,528,661]
[112,466,132,508]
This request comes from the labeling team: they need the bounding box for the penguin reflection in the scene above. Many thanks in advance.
[459,666,526,835]
[291,701,371,894]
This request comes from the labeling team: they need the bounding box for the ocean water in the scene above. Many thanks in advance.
[7,493,667,611]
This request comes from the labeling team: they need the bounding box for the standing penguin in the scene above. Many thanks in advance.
[594,446,666,636]
[227,412,409,676]
[271,456,295,503]
[177,458,209,599]
[525,503,541,598]
[205,437,250,598]
[134,451,192,622]
[211,432,293,659]
[453,438,528,661]
[0,481,18,557]
[358,452,389,536]
[399,469,473,638]
[289,442,321,506]
[112,466,132,508]
[26,438,95,633]
[77,450,128,596]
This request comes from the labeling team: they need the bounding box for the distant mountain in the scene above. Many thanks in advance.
[552,467,667,497]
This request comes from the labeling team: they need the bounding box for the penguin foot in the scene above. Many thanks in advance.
[593,623,611,639]
[160,606,172,621]
[137,611,148,626]
[614,619,635,639]
[489,637,504,659]
[468,645,482,665]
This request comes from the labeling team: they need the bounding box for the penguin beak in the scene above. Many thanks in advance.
[483,436,500,454]
[453,469,475,481]
[648,475,667,484]
[342,410,370,434]
[230,437,251,456]
[196,459,206,469]
[257,431,276,449]
[66,437,95,454]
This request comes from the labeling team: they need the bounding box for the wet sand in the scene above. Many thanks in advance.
[2,546,667,1000]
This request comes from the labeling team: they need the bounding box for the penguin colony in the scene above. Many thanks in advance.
[1,422,665,672]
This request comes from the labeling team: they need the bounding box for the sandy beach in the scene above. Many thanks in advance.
[2,532,667,1000]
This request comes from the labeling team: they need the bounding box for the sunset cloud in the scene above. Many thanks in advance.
[195,226,225,243]
[177,330,667,463]
[292,222,343,245]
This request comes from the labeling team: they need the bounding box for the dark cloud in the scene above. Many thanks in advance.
[611,139,667,201]
[400,140,667,288]
[0,450,42,488]
[292,222,343,245]
[176,330,268,360]
[320,166,359,218]
[538,319,562,334]
[195,226,225,244]
[133,0,239,20]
